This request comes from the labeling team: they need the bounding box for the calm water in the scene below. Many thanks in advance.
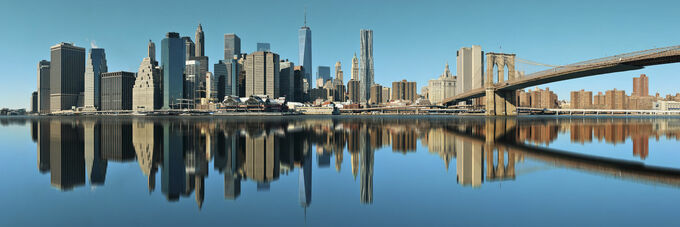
[2,116,680,226]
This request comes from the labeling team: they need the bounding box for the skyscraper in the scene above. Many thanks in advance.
[182,37,195,61]
[334,61,343,85]
[257,43,271,52]
[457,45,483,94]
[298,13,312,90]
[633,74,649,97]
[84,48,108,111]
[133,40,162,111]
[49,43,85,113]
[280,61,295,101]
[316,66,331,87]
[101,71,135,111]
[244,51,280,98]
[224,34,241,60]
[392,80,417,102]
[359,29,374,102]
[214,59,239,101]
[37,60,50,114]
[351,53,359,81]
[161,32,186,109]
[195,24,204,57]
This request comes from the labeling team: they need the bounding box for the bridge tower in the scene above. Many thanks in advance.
[484,53,517,116]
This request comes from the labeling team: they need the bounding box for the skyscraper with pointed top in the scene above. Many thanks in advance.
[298,10,312,91]
[351,53,359,81]
[195,23,204,57]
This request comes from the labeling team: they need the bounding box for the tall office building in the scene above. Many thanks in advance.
[369,84,383,104]
[84,48,108,111]
[632,74,649,97]
[214,59,239,101]
[334,61,344,85]
[244,51,280,98]
[182,37,195,61]
[280,61,295,101]
[195,24,204,57]
[101,71,135,111]
[133,40,162,111]
[316,66,331,87]
[294,66,305,102]
[257,43,271,52]
[50,43,85,113]
[347,79,360,103]
[185,60,201,103]
[224,34,241,60]
[351,53,359,80]
[31,92,38,113]
[298,14,312,90]
[37,60,50,114]
[359,29,374,102]
[456,45,483,95]
[161,32,186,109]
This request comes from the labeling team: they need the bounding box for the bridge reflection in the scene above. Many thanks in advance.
[25,116,680,209]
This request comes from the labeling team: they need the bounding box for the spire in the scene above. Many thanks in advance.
[304,7,307,27]
[197,23,203,31]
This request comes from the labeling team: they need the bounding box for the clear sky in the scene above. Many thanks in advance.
[2,0,679,108]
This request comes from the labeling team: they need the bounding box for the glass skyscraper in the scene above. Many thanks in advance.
[257,43,271,52]
[84,48,107,110]
[298,24,312,90]
[224,34,241,60]
[161,32,185,109]
[359,29,374,102]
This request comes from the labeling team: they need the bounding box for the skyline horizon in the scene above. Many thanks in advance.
[3,0,680,109]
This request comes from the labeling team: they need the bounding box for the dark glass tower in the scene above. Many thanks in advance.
[161,32,185,109]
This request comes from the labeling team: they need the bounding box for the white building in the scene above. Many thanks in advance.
[653,100,680,111]
[427,62,457,105]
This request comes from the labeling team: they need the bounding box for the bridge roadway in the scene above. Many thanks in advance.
[448,120,680,187]
[443,45,680,105]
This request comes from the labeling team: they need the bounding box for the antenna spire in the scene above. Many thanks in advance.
[304,7,307,27]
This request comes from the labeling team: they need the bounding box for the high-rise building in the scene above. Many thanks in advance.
[351,53,359,81]
[369,84,383,104]
[359,29,374,102]
[428,62,457,104]
[457,45,483,95]
[257,43,271,52]
[392,80,417,102]
[334,61,344,86]
[133,40,162,111]
[299,14,312,90]
[214,59,239,101]
[244,51,280,98]
[84,48,108,111]
[37,60,50,114]
[224,34,241,60]
[31,91,38,113]
[185,60,201,103]
[347,79,361,103]
[182,37,195,61]
[293,66,305,102]
[161,32,186,109]
[50,42,85,113]
[529,87,558,108]
[632,74,649,97]
[570,89,593,109]
[195,24,204,57]
[605,89,627,110]
[280,61,295,101]
[382,87,391,103]
[101,71,135,111]
[316,66,331,87]
[594,92,605,109]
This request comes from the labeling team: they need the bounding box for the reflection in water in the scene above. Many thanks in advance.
[28,116,680,210]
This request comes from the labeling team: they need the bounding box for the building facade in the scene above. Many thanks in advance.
[84,48,108,111]
[299,23,312,90]
[570,89,593,109]
[257,43,271,52]
[369,84,383,104]
[161,32,186,109]
[347,79,360,103]
[457,45,483,95]
[316,66,331,87]
[195,24,204,57]
[101,71,135,111]
[50,42,86,113]
[224,34,241,60]
[428,62,456,104]
[37,60,50,114]
[244,51,280,98]
[132,41,162,111]
[392,80,417,102]
[359,29,374,102]
[280,61,295,101]
[633,74,649,97]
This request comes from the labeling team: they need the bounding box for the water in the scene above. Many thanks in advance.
[2,116,680,226]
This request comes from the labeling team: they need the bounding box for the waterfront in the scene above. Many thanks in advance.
[2,116,680,226]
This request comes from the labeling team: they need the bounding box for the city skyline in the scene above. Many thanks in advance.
[3,0,680,108]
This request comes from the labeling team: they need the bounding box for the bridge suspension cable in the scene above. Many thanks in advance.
[516,57,561,68]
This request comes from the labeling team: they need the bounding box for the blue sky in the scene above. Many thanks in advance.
[1,0,679,108]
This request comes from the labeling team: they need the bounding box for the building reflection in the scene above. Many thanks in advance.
[29,116,680,209]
